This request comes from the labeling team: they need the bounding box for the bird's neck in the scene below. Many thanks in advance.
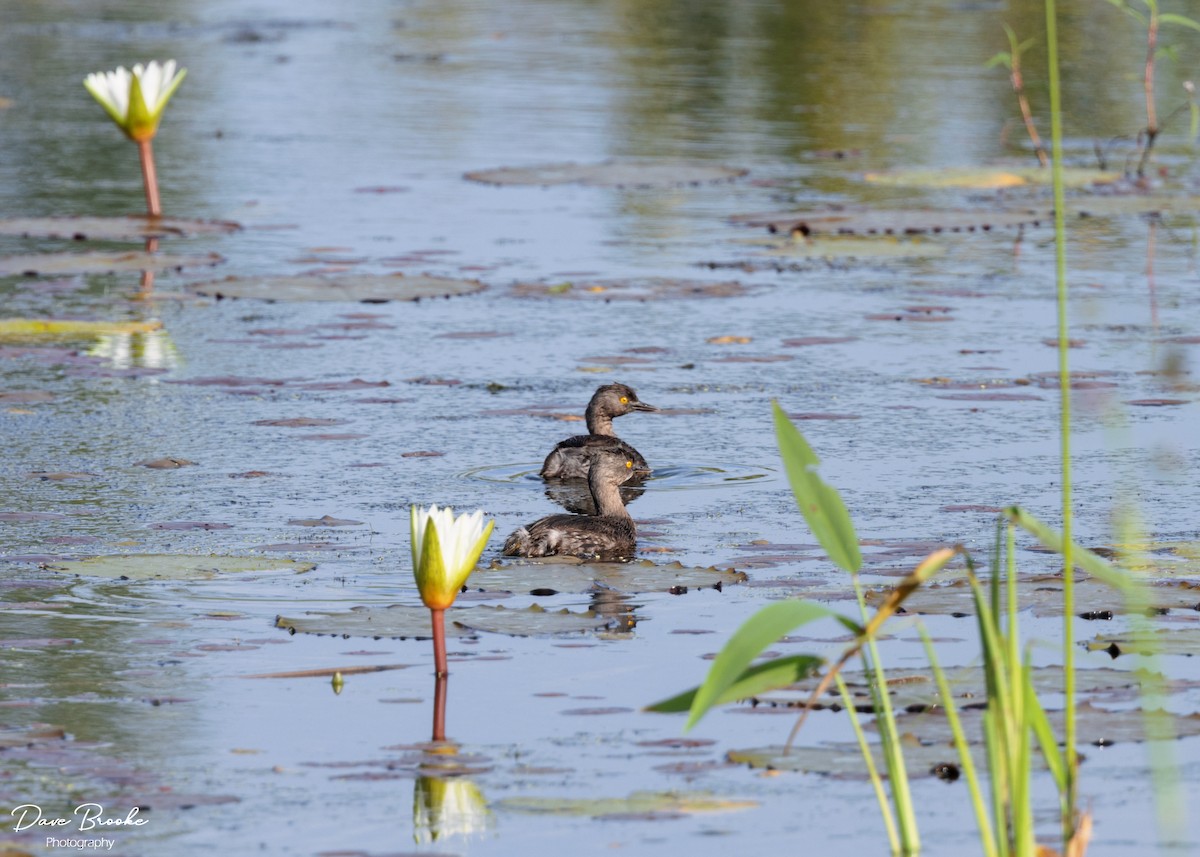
[585,402,615,436]
[589,473,630,518]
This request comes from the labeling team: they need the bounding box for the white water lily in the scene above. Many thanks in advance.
[410,505,494,610]
[84,60,186,141]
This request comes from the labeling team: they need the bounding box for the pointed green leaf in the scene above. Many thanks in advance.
[646,655,824,713]
[772,401,862,573]
[684,600,854,731]
[1003,506,1144,599]
[1159,13,1200,33]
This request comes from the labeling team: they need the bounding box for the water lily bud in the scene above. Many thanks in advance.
[410,505,494,610]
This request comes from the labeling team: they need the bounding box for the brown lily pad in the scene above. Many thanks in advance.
[288,515,363,527]
[0,391,55,403]
[252,417,349,427]
[0,215,241,241]
[513,277,749,301]
[465,160,747,188]
[136,457,195,468]
[0,251,224,277]
[146,521,234,531]
[190,273,485,302]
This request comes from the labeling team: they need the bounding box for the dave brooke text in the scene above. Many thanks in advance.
[10,803,148,832]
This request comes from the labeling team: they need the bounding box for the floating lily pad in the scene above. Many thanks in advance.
[1085,627,1200,658]
[276,604,619,639]
[0,251,224,277]
[726,742,976,779]
[751,665,1192,712]
[190,273,485,302]
[473,560,746,596]
[752,236,948,260]
[730,208,1048,235]
[0,318,163,339]
[465,160,747,188]
[863,166,1120,189]
[493,790,756,817]
[513,277,749,301]
[861,575,1200,618]
[0,215,241,241]
[44,554,316,581]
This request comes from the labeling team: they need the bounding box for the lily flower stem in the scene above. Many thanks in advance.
[137,138,161,217]
[431,607,448,678]
[433,673,448,743]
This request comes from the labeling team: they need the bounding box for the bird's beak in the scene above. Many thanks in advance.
[630,401,659,413]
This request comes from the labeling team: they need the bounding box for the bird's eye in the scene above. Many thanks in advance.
[620,396,628,404]
[625,460,633,469]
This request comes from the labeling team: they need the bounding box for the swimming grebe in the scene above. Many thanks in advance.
[504,451,638,559]
[540,383,658,480]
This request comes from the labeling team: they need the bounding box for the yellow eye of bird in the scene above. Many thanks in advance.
[625,460,633,469]
[620,396,628,404]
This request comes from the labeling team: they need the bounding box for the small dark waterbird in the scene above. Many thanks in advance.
[505,451,638,559]
[540,383,658,480]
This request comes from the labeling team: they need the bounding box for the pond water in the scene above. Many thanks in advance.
[2,0,1200,854]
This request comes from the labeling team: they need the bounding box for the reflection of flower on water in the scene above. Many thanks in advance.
[413,775,493,844]
[87,329,179,370]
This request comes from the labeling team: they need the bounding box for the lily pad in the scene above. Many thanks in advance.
[465,160,747,188]
[275,604,620,639]
[751,665,1193,712]
[862,166,1120,189]
[0,318,163,339]
[726,742,976,780]
[860,574,1200,618]
[474,559,746,596]
[513,277,750,301]
[190,273,485,302]
[1084,627,1200,658]
[730,208,1048,235]
[0,251,224,277]
[44,554,316,581]
[0,215,241,241]
[752,236,948,260]
[493,790,756,817]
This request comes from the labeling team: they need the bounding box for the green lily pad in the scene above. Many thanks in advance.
[860,574,1200,618]
[0,251,224,277]
[44,554,316,581]
[465,160,747,188]
[275,604,619,639]
[727,742,977,779]
[190,273,485,302]
[0,215,242,241]
[512,277,750,301]
[862,166,1120,189]
[1085,627,1200,658]
[730,208,1049,235]
[751,665,1192,712]
[870,701,1200,747]
[473,559,746,596]
[0,318,163,339]
[493,790,756,817]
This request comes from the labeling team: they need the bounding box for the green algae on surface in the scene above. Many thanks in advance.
[0,215,241,240]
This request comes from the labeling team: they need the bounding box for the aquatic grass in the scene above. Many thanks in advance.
[1099,0,1200,174]
[987,24,1048,167]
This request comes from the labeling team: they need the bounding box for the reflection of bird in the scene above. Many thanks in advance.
[540,383,658,479]
[505,451,638,559]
